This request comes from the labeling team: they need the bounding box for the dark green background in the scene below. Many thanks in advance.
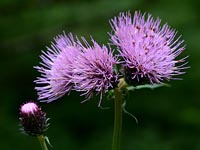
[0,0,199,149]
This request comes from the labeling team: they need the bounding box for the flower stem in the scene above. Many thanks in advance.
[112,87,123,150]
[37,135,48,150]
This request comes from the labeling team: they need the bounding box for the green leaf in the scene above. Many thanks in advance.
[122,100,138,124]
[107,89,115,100]
[126,83,170,91]
[45,136,53,148]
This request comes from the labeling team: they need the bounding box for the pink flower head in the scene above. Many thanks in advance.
[21,102,38,114]
[34,33,80,102]
[73,38,118,106]
[110,11,188,84]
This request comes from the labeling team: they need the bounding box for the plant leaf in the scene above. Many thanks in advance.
[126,83,170,91]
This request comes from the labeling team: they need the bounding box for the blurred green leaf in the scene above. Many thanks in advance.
[126,83,170,91]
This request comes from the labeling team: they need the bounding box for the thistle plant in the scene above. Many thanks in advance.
[20,10,188,150]
[19,102,50,150]
[108,11,187,150]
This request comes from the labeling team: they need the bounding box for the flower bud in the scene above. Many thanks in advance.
[19,102,49,136]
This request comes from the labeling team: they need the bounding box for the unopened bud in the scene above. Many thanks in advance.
[19,102,49,136]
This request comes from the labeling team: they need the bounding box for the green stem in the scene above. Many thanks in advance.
[37,135,48,150]
[112,87,123,150]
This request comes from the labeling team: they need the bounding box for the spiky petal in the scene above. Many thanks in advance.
[73,38,119,106]
[110,11,188,84]
[34,33,80,102]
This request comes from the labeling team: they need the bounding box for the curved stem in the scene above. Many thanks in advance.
[112,87,123,150]
[37,135,48,150]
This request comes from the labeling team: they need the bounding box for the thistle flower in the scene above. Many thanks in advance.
[34,33,80,102]
[73,38,118,106]
[19,102,49,136]
[110,11,188,84]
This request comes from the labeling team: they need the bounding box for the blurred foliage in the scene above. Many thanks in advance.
[0,0,200,150]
